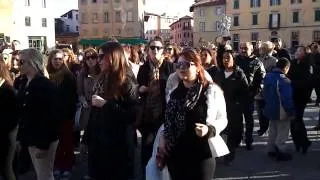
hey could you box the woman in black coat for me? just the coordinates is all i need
[0,58,19,180]
[213,50,249,164]
[82,42,138,180]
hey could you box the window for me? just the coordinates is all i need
[76,14,78,20]
[76,26,79,31]
[269,13,280,29]
[315,9,320,21]
[114,0,120,3]
[199,9,204,16]
[127,11,133,22]
[234,0,239,9]
[81,13,88,24]
[92,13,98,23]
[216,7,224,15]
[92,0,97,3]
[66,25,70,32]
[233,34,240,51]
[251,32,259,41]
[81,0,87,4]
[293,11,299,23]
[270,0,281,6]
[115,11,121,22]
[252,14,258,25]
[104,0,108,2]
[25,0,30,6]
[291,0,302,4]
[250,0,260,8]
[42,0,46,8]
[314,31,320,42]
[233,16,239,26]
[25,16,31,26]
[104,12,109,23]
[215,21,219,31]
[41,18,47,27]
[200,22,205,32]
[291,31,299,49]
[117,28,121,35]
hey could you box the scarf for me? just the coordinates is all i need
[164,80,203,152]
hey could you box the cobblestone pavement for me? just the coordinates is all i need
[19,102,320,180]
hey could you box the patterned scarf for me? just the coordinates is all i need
[164,80,203,152]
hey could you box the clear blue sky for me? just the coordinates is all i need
[53,0,193,18]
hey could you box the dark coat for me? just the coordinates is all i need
[0,82,19,166]
[16,75,59,150]
[83,77,139,180]
[213,67,249,148]
[288,58,314,103]
[273,48,291,61]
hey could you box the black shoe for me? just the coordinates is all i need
[267,152,277,157]
[295,145,301,152]
[246,144,253,151]
[276,152,292,161]
[302,141,311,154]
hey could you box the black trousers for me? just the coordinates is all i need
[291,101,310,148]
[167,157,215,180]
[256,100,269,133]
[243,100,254,145]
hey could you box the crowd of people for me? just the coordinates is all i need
[0,36,320,180]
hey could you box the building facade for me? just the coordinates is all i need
[144,12,177,42]
[0,0,14,43]
[0,0,55,52]
[190,0,226,47]
[226,0,320,51]
[79,0,146,46]
[169,16,194,47]
[60,9,80,33]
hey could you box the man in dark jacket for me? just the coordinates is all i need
[236,42,266,150]
[272,38,291,62]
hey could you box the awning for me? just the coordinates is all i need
[79,38,146,46]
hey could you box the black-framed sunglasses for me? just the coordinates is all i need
[54,57,63,61]
[175,60,195,70]
[85,54,98,60]
[166,47,173,51]
[150,46,163,51]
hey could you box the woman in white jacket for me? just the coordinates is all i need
[146,49,229,180]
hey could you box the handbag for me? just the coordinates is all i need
[276,80,288,120]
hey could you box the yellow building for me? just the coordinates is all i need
[79,0,146,47]
[0,0,13,42]
[226,0,320,51]
[190,0,226,47]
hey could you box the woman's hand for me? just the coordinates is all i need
[92,95,106,108]
[139,85,149,93]
[158,135,168,155]
[195,123,209,137]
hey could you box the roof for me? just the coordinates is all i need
[190,0,226,12]
[169,16,193,27]
[61,9,79,17]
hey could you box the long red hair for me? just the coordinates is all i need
[180,48,209,87]
[0,56,13,87]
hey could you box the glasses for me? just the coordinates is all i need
[150,46,163,51]
[166,48,173,51]
[85,55,98,60]
[54,58,63,61]
[240,47,248,50]
[176,60,195,70]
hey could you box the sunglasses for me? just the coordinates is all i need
[85,55,98,60]
[166,47,173,51]
[175,60,195,70]
[240,47,248,50]
[54,57,63,61]
[150,46,163,51]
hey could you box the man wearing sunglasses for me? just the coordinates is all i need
[137,37,175,178]
[236,42,266,150]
